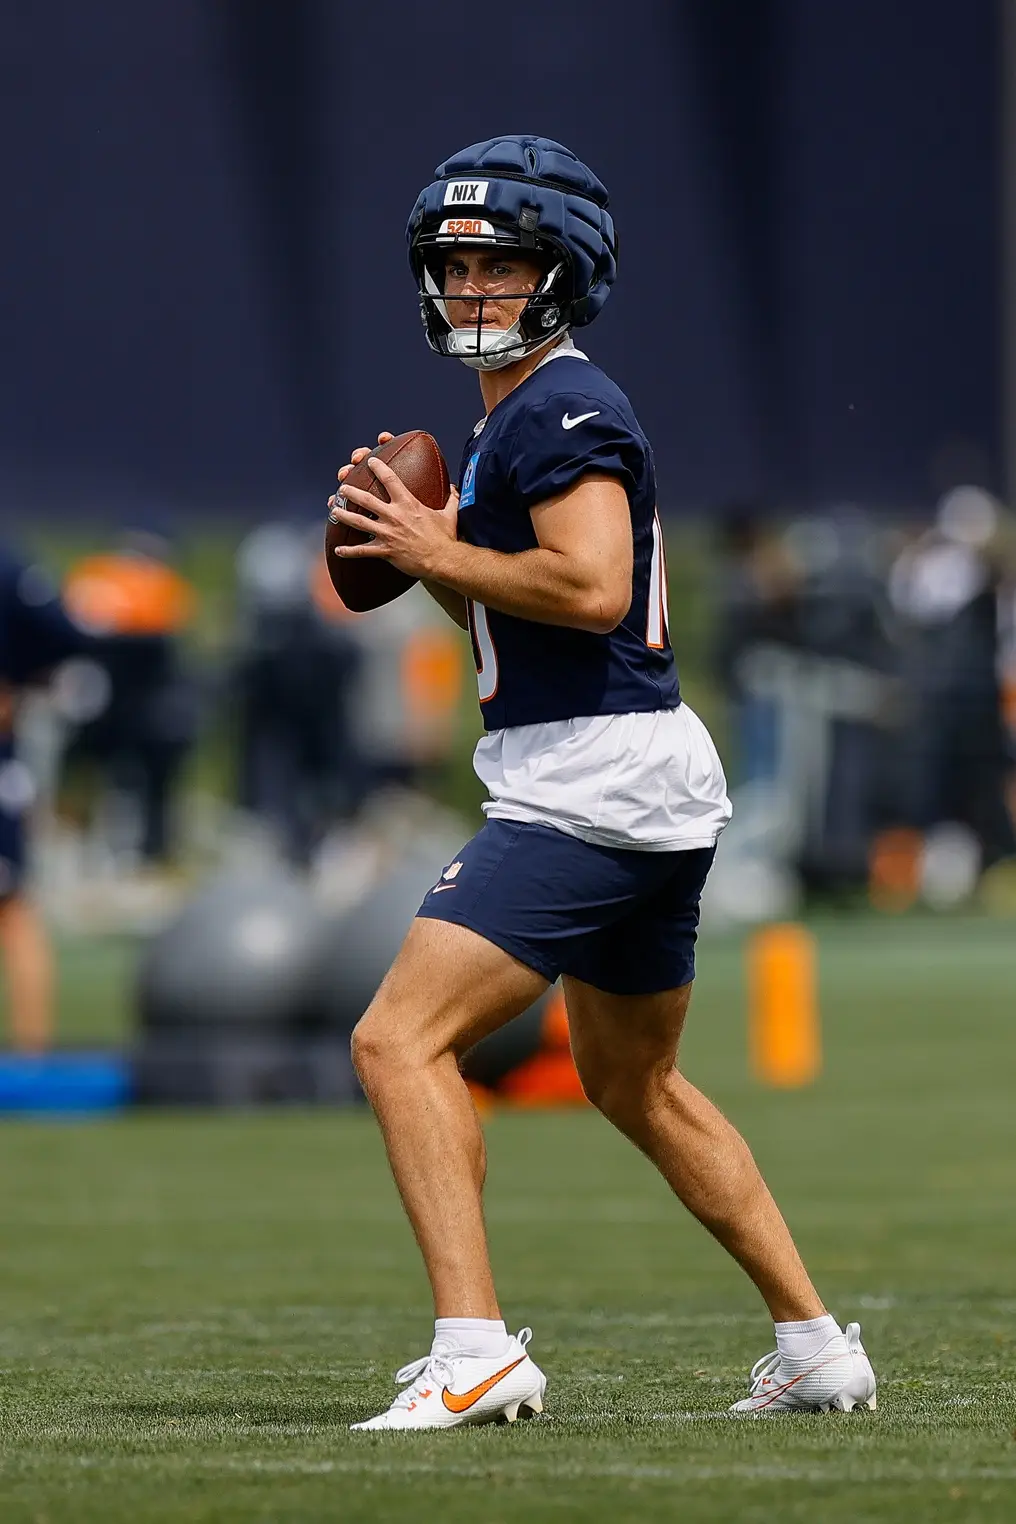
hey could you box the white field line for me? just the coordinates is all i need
[59,1456,1016,1483]
[215,1459,1016,1483]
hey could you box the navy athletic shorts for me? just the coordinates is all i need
[416,818,715,995]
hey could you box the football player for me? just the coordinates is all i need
[330,136,876,1427]
[0,548,87,1050]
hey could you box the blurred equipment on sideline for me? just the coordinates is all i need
[317,835,463,1036]
[461,988,586,1106]
[0,1051,131,1113]
[320,832,586,1106]
[132,810,587,1109]
[135,870,356,1105]
[62,527,199,867]
[494,988,589,1106]
[460,1001,546,1089]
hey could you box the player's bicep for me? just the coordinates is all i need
[529,474,633,626]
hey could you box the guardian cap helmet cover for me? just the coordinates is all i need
[407,135,618,371]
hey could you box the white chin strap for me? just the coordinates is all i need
[424,264,565,371]
[453,329,527,371]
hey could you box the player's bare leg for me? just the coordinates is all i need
[564,975,876,1412]
[564,976,820,1320]
[348,917,549,1429]
[0,894,55,1052]
[352,917,547,1316]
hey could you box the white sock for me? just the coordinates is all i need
[433,1317,509,1359]
[774,1314,845,1365]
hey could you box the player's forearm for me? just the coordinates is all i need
[420,578,469,629]
[430,539,627,634]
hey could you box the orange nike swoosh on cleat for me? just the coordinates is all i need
[441,1355,528,1414]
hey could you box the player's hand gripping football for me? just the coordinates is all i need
[329,433,460,581]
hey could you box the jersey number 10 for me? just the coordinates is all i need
[646,511,670,650]
[469,599,500,703]
[468,513,671,703]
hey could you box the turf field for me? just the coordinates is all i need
[1,916,1014,1522]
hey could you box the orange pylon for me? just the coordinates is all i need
[747,923,821,1087]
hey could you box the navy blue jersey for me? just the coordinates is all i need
[456,352,680,730]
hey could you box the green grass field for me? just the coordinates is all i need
[1,916,1014,1522]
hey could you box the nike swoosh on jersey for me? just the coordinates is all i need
[441,1355,528,1414]
[561,410,600,430]
[431,884,456,893]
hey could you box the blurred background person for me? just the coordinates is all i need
[230,520,464,868]
[887,486,1016,878]
[782,509,899,892]
[0,547,87,1051]
[999,547,1016,836]
[61,525,199,873]
[713,506,897,895]
[713,506,799,787]
[318,579,466,805]
[233,521,366,866]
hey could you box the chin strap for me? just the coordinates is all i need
[423,263,568,370]
[457,331,565,372]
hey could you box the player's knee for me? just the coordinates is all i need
[577,1063,640,1128]
[350,997,436,1090]
[577,1056,668,1134]
[349,1012,399,1091]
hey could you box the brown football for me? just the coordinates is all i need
[325,431,450,613]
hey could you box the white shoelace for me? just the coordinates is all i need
[747,1349,782,1396]
[388,1327,532,1412]
[390,1352,457,1411]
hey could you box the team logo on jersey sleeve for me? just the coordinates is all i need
[460,452,480,508]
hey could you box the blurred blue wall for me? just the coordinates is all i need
[0,0,999,517]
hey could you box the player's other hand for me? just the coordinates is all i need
[336,431,395,485]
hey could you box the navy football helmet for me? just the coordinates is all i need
[407,135,617,371]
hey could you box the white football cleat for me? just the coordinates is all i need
[350,1327,546,1431]
[729,1321,877,1415]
